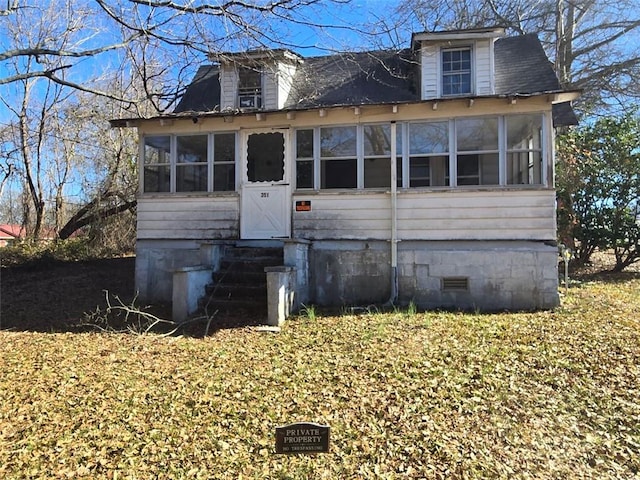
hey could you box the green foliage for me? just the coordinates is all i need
[406,300,417,316]
[1,278,639,478]
[299,304,317,321]
[0,237,114,267]
[557,113,640,271]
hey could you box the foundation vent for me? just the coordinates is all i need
[442,277,469,291]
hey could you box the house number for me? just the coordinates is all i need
[261,192,269,198]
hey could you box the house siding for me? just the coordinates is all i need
[475,39,493,95]
[420,39,495,98]
[277,60,298,109]
[293,189,556,241]
[420,44,439,99]
[219,64,237,110]
[263,67,279,110]
[137,196,239,240]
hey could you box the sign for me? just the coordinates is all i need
[295,200,311,212]
[275,422,330,454]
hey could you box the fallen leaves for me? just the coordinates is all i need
[0,278,639,479]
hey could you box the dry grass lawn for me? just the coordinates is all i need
[0,258,639,479]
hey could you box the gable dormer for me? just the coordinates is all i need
[211,49,303,111]
[412,27,505,100]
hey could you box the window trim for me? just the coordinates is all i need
[237,66,263,109]
[140,131,238,195]
[441,46,473,97]
[292,113,549,192]
[175,134,209,193]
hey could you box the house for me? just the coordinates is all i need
[0,224,24,247]
[111,27,579,319]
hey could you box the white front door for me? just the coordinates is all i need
[240,130,291,239]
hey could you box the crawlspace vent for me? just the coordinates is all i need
[441,277,469,291]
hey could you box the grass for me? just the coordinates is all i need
[1,278,639,479]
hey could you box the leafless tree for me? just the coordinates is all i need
[0,0,356,244]
[380,0,640,114]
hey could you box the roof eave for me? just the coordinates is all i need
[109,90,582,128]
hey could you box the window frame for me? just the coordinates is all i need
[441,46,473,97]
[142,135,172,193]
[505,114,544,185]
[140,131,238,195]
[237,66,263,109]
[406,121,450,188]
[319,125,358,190]
[292,113,549,192]
[175,134,209,193]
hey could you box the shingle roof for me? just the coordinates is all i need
[283,49,418,108]
[494,34,561,94]
[174,34,576,125]
[174,65,220,114]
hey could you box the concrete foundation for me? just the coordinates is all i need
[308,240,559,311]
[135,238,560,316]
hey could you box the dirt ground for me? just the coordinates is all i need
[0,257,139,332]
[1,251,638,333]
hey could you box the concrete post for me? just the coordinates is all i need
[283,239,311,308]
[172,266,214,322]
[265,266,296,327]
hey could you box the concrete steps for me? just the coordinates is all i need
[198,246,284,323]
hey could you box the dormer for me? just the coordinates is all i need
[211,49,303,111]
[412,27,505,100]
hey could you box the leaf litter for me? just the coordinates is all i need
[0,278,638,479]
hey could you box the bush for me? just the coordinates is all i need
[0,237,114,267]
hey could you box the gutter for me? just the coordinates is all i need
[386,121,399,306]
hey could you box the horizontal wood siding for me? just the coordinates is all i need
[475,39,493,95]
[421,45,438,99]
[293,193,391,239]
[137,196,239,240]
[293,190,556,240]
[263,68,278,110]
[220,64,237,110]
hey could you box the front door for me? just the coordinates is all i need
[240,129,291,239]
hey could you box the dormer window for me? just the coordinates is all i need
[442,47,472,96]
[238,66,262,109]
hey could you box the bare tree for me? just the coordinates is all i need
[0,0,357,244]
[382,0,640,114]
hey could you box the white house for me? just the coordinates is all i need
[111,27,579,318]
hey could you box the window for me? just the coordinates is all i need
[143,135,171,192]
[455,118,499,186]
[213,133,236,191]
[176,135,208,192]
[363,124,393,188]
[247,132,284,182]
[293,114,546,192]
[506,114,543,185]
[409,122,449,187]
[296,129,314,189]
[141,132,237,193]
[320,126,357,189]
[238,66,262,109]
[442,47,472,96]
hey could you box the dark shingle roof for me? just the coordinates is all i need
[494,34,561,94]
[174,34,576,125]
[283,50,418,108]
[174,65,220,113]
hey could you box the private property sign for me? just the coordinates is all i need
[275,422,330,454]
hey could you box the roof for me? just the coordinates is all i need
[412,26,505,43]
[0,224,24,239]
[168,33,577,126]
[210,48,303,64]
[174,65,221,114]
